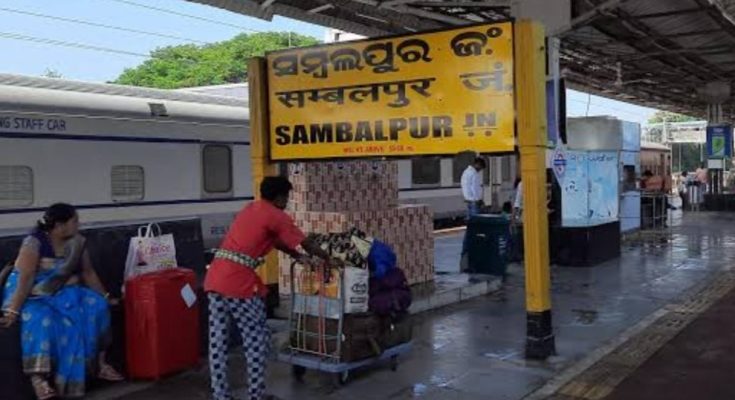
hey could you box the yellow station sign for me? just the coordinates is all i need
[266,22,514,160]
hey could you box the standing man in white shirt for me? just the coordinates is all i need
[460,157,487,263]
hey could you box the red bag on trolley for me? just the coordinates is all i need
[125,268,200,379]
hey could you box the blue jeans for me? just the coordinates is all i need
[461,202,481,255]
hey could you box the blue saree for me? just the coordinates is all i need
[2,231,110,398]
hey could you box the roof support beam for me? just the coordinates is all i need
[617,45,735,60]
[564,68,704,115]
[271,3,388,36]
[660,28,724,38]
[387,4,471,25]
[323,0,445,31]
[308,4,334,13]
[692,0,735,45]
[591,5,729,80]
[561,38,701,82]
[554,0,631,36]
[380,0,420,7]
[187,0,274,20]
[410,1,510,7]
[629,7,705,20]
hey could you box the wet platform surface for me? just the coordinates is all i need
[94,211,735,400]
[604,284,735,400]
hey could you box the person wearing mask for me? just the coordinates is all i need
[460,157,487,265]
[203,176,338,400]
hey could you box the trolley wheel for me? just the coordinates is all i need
[332,370,350,386]
[390,355,399,372]
[292,365,306,381]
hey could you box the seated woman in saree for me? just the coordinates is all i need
[0,203,123,400]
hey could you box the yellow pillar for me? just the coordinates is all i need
[515,20,556,359]
[248,57,280,289]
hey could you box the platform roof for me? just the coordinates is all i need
[189,0,735,121]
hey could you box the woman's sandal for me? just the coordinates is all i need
[98,363,125,382]
[30,375,57,400]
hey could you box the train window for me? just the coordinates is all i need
[411,158,440,186]
[203,144,233,194]
[0,166,33,208]
[453,152,477,184]
[111,166,144,202]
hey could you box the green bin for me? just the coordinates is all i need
[467,214,510,277]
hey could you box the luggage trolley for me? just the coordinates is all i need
[278,261,411,385]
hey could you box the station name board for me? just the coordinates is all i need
[266,22,515,160]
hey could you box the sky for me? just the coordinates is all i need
[0,0,658,124]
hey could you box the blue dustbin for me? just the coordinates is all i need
[467,214,510,277]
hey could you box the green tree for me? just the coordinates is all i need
[672,142,704,173]
[114,32,319,89]
[647,110,697,124]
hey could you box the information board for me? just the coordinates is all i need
[706,124,733,158]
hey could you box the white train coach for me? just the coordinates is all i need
[0,74,518,248]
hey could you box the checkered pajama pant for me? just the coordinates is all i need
[208,293,271,400]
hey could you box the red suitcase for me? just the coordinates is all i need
[125,268,200,379]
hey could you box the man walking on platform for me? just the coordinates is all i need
[460,157,487,268]
[203,176,335,400]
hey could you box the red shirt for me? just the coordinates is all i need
[204,200,306,299]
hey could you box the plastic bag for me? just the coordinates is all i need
[343,266,369,314]
[351,235,374,259]
[124,223,177,282]
[367,240,397,279]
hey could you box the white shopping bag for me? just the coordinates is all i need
[124,223,177,281]
[343,267,369,314]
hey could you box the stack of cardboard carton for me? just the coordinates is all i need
[279,160,434,293]
[288,161,399,212]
